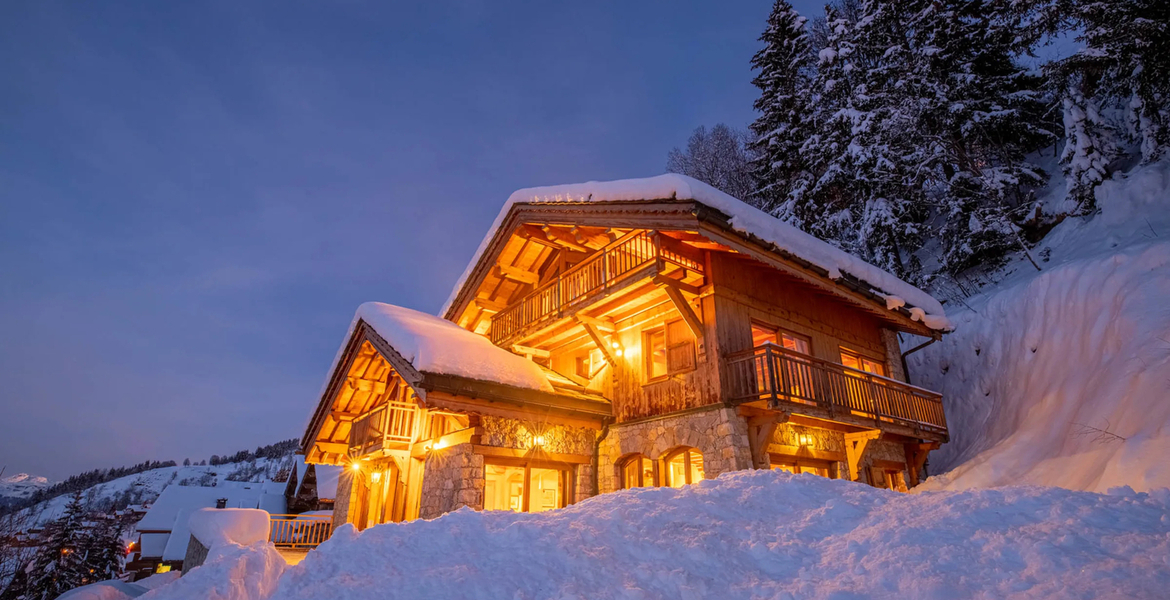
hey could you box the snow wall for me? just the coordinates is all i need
[913,159,1170,492]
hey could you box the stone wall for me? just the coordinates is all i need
[880,328,908,383]
[332,468,355,527]
[418,443,484,519]
[479,416,596,455]
[597,405,753,493]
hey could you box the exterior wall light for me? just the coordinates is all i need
[350,462,362,472]
[534,435,546,447]
[798,434,814,447]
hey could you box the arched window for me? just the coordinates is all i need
[619,454,656,488]
[664,447,705,488]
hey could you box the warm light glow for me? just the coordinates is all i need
[433,439,448,450]
[156,564,171,574]
[351,463,362,472]
[533,435,546,447]
[371,471,382,483]
[798,434,814,446]
[614,349,624,357]
[611,341,620,349]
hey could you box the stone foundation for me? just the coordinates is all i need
[419,443,484,519]
[332,469,355,526]
[597,405,753,493]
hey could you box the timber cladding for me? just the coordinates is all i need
[708,252,891,368]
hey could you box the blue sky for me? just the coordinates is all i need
[3,2,850,479]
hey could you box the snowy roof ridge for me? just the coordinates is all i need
[440,173,951,331]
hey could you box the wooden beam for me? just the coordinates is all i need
[473,445,593,464]
[314,441,348,455]
[512,344,550,359]
[540,225,590,252]
[844,430,882,483]
[660,282,705,356]
[746,412,788,469]
[653,274,703,296]
[579,320,618,368]
[904,441,940,488]
[329,412,361,422]
[495,264,539,285]
[474,297,508,313]
[576,314,615,333]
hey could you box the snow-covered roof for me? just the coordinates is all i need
[161,508,193,561]
[138,532,169,560]
[314,465,340,500]
[352,302,554,393]
[136,484,272,532]
[441,173,951,331]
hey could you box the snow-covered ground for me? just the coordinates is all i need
[913,159,1170,492]
[124,470,1170,600]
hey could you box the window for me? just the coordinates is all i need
[870,467,908,492]
[770,457,836,479]
[840,347,887,376]
[644,319,696,381]
[664,448,705,487]
[484,461,568,513]
[575,349,604,379]
[751,322,812,355]
[620,454,656,488]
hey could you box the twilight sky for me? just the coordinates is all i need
[0,1,829,480]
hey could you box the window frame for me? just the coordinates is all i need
[482,458,571,513]
[644,318,697,382]
[663,447,705,487]
[768,455,838,479]
[839,346,887,376]
[751,321,813,356]
[618,454,656,489]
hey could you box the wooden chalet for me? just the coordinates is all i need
[301,174,952,530]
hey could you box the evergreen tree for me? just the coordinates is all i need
[665,124,755,201]
[749,0,814,213]
[23,493,88,599]
[80,517,125,583]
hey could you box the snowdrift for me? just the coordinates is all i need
[913,160,1170,492]
[145,471,1170,600]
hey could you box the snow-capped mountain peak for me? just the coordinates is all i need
[0,472,52,499]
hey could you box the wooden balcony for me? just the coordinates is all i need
[269,513,333,549]
[347,401,418,458]
[726,343,947,437]
[489,231,704,344]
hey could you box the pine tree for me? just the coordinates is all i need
[23,493,89,599]
[80,517,126,583]
[749,0,814,214]
[665,124,755,201]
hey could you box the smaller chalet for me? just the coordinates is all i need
[302,174,952,531]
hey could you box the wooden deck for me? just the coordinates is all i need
[725,343,948,439]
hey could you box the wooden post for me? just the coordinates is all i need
[844,430,882,483]
[903,441,940,487]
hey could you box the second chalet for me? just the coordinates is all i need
[300,174,953,530]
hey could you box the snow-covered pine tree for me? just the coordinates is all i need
[23,492,89,599]
[910,0,1053,274]
[665,124,754,202]
[748,0,814,214]
[80,516,126,584]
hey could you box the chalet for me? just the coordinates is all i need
[301,174,951,530]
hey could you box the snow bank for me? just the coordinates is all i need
[913,160,1170,492]
[140,543,286,600]
[189,508,271,548]
[353,302,553,393]
[58,581,146,600]
[263,471,1169,600]
[441,173,951,330]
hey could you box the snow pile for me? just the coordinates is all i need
[442,173,951,331]
[141,543,286,600]
[189,509,271,548]
[58,581,147,600]
[913,160,1170,492]
[349,302,554,393]
[251,471,1170,600]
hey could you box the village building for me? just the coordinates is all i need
[301,174,951,531]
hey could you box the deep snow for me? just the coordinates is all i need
[913,159,1170,492]
[141,470,1170,600]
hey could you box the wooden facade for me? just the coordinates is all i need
[302,193,950,532]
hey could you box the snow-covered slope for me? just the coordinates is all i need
[913,159,1170,492]
[140,470,1170,600]
[0,473,51,501]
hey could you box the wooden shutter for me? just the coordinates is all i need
[665,320,695,375]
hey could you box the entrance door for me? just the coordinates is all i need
[354,461,401,530]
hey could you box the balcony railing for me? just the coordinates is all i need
[269,513,332,549]
[490,231,704,344]
[726,343,947,435]
[348,401,417,458]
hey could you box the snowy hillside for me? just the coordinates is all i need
[0,473,51,502]
[18,456,297,526]
[912,159,1170,492]
[133,470,1170,600]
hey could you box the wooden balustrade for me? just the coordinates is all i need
[490,231,703,344]
[726,343,947,435]
[268,513,333,549]
[348,401,417,458]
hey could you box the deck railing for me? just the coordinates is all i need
[269,513,333,549]
[726,343,947,435]
[490,231,703,343]
[348,401,417,458]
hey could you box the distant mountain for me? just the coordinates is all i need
[0,473,51,501]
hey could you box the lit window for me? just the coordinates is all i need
[752,322,811,354]
[840,347,886,376]
[645,328,667,379]
[644,320,695,381]
[665,448,704,487]
[620,455,655,488]
[770,458,834,478]
[483,462,567,513]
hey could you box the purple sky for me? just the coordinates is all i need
[0,1,832,480]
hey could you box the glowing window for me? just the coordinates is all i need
[620,455,655,488]
[752,322,811,354]
[645,328,667,379]
[840,347,886,376]
[770,458,834,478]
[665,448,704,487]
[645,319,695,381]
[483,462,567,513]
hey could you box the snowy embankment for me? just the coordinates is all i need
[912,160,1170,492]
[135,471,1169,600]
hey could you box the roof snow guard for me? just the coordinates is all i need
[442,173,952,333]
